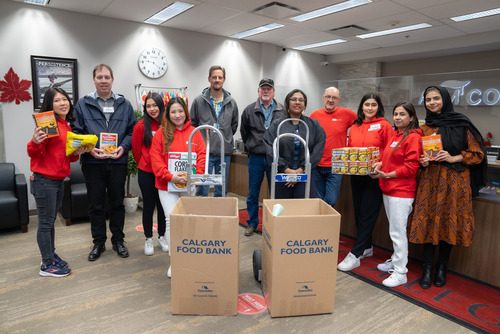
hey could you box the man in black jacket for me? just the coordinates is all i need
[73,64,136,261]
[240,79,285,236]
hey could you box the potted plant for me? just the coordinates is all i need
[123,110,143,213]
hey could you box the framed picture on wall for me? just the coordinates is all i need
[30,55,78,110]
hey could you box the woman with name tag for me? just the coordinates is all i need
[150,97,206,278]
[337,93,393,272]
[408,86,486,289]
[132,92,167,256]
[28,87,91,277]
[371,102,422,287]
[263,89,325,199]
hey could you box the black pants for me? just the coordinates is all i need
[274,182,306,199]
[138,170,165,238]
[350,175,382,257]
[82,163,127,245]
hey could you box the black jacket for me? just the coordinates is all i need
[73,94,136,165]
[263,114,325,172]
[240,99,285,155]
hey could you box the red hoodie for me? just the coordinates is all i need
[131,118,161,173]
[150,120,206,191]
[378,129,423,198]
[27,117,79,180]
[348,117,393,150]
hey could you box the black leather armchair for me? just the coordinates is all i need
[60,162,89,225]
[0,163,29,232]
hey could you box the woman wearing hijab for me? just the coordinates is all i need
[408,86,487,289]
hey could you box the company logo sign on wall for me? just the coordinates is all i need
[418,80,500,106]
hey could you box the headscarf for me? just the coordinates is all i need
[423,85,487,196]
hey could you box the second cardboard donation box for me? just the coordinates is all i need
[262,199,341,317]
[170,197,239,316]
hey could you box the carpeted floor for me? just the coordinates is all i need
[239,207,500,334]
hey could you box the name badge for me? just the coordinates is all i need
[103,106,114,114]
[368,123,381,131]
[390,141,398,148]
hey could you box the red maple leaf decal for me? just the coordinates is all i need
[0,67,32,104]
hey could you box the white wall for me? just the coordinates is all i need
[0,1,335,209]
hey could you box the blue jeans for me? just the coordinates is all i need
[32,174,64,264]
[312,167,343,206]
[246,154,271,229]
[196,155,231,197]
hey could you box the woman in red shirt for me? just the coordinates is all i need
[150,97,206,278]
[337,93,393,272]
[371,102,422,287]
[28,88,89,277]
[132,92,167,256]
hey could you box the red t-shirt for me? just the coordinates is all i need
[310,107,356,167]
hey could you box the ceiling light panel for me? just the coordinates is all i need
[356,23,432,39]
[294,39,347,50]
[450,7,500,22]
[230,23,284,39]
[290,0,372,22]
[144,2,194,25]
[24,0,50,5]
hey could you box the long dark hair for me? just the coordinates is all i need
[284,89,308,114]
[392,102,419,149]
[39,87,74,123]
[142,92,165,148]
[162,97,190,152]
[354,93,384,125]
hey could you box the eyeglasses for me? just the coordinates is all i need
[290,98,305,103]
[324,95,339,100]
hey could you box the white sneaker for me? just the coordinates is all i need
[158,236,169,253]
[337,252,360,271]
[360,246,373,259]
[382,270,407,288]
[144,238,154,256]
[377,259,394,272]
[167,265,171,278]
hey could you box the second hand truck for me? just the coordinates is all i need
[253,118,311,282]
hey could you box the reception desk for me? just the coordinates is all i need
[229,152,499,287]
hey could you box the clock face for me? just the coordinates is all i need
[138,47,168,79]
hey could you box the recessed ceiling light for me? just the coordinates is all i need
[24,0,50,5]
[290,0,372,22]
[356,23,432,39]
[450,7,500,22]
[230,23,284,39]
[144,2,194,25]
[294,39,347,50]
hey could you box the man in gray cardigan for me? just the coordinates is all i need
[190,65,238,197]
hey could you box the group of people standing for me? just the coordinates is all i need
[28,63,486,292]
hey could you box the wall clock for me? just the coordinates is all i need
[138,47,168,79]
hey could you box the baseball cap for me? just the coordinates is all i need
[259,78,274,88]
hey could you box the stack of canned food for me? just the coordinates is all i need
[331,147,380,175]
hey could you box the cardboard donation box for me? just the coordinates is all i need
[262,199,341,317]
[170,197,239,315]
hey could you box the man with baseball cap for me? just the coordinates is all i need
[240,78,286,236]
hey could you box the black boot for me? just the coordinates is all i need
[434,263,447,287]
[419,263,432,289]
